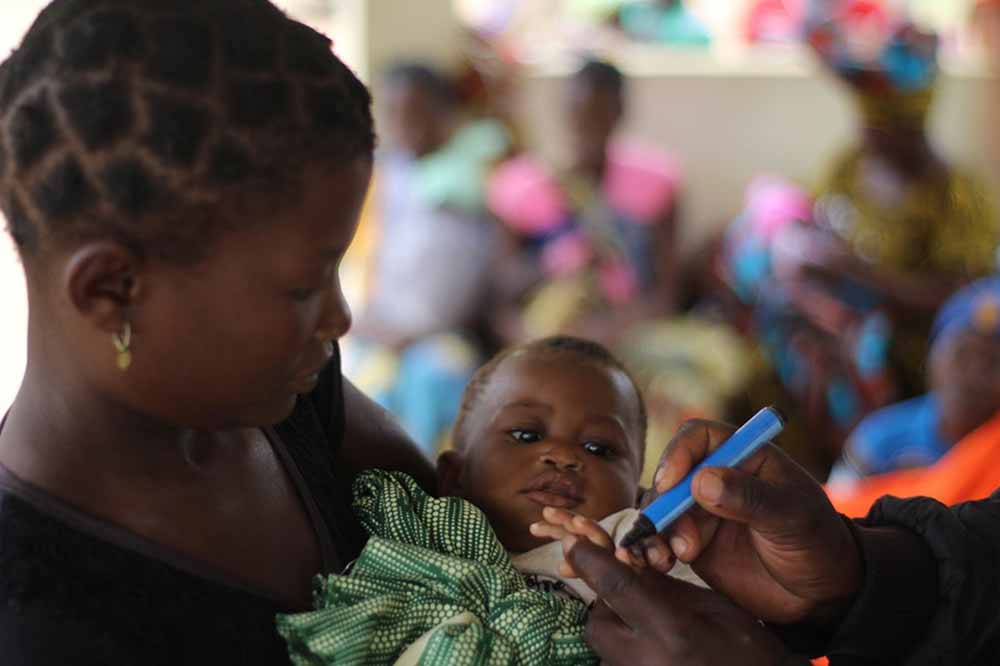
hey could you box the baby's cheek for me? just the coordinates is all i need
[593,470,640,516]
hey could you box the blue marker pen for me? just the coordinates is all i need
[620,406,785,548]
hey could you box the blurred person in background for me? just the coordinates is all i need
[488,58,681,346]
[346,63,511,456]
[826,276,1000,507]
[488,58,756,484]
[804,1,997,398]
[720,3,998,475]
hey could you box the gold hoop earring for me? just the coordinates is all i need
[112,322,133,371]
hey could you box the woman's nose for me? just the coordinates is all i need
[316,282,352,342]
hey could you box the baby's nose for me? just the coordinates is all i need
[541,447,582,472]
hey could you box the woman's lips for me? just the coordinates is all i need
[290,351,334,394]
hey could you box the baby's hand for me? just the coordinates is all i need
[530,507,646,578]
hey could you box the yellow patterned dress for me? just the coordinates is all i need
[815,148,998,392]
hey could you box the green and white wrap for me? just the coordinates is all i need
[276,470,597,665]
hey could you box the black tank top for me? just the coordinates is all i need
[0,346,364,665]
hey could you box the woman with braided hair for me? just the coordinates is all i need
[0,1,435,662]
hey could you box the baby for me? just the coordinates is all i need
[439,335,676,598]
[280,336,698,664]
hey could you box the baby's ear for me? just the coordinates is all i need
[436,450,465,497]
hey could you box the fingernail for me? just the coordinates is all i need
[669,536,687,557]
[648,547,666,566]
[654,467,666,489]
[699,472,725,503]
[529,522,541,534]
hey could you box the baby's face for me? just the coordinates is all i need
[454,353,643,553]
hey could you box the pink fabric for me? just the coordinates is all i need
[599,262,640,304]
[744,175,813,240]
[541,232,593,277]
[745,0,805,43]
[604,142,680,224]
[487,143,681,234]
[486,156,566,235]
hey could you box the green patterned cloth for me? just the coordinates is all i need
[276,470,597,665]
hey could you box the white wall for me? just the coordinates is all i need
[364,0,463,80]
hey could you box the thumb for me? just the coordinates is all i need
[691,466,800,536]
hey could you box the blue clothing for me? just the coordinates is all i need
[839,394,950,480]
[346,335,479,457]
[930,275,1000,345]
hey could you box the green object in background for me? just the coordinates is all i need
[619,0,711,47]
[416,119,511,215]
[567,0,628,22]
[276,470,596,666]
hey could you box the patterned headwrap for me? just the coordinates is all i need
[930,276,1000,347]
[808,1,940,129]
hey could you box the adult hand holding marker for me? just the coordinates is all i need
[560,415,868,665]
[621,414,863,625]
[644,421,862,624]
[621,407,786,548]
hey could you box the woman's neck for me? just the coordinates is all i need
[862,141,942,184]
[0,365,244,502]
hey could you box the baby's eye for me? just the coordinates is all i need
[583,441,611,457]
[509,429,542,444]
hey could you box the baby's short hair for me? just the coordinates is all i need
[0,0,374,262]
[453,336,647,466]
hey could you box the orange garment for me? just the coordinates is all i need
[828,411,1000,517]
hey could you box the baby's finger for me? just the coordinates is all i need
[613,547,646,573]
[615,547,633,567]
[635,535,676,574]
[627,547,648,571]
[541,506,577,528]
[530,521,571,542]
[569,514,614,550]
[543,507,614,550]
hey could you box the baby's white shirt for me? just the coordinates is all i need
[509,508,707,604]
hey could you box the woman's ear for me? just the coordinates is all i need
[63,242,143,332]
[437,450,466,497]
